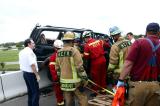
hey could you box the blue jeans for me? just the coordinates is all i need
[23,72,40,106]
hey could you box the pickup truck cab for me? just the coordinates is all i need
[30,24,111,80]
[30,24,109,62]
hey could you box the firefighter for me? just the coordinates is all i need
[55,31,88,106]
[82,31,107,96]
[117,22,160,106]
[42,40,64,106]
[107,26,131,85]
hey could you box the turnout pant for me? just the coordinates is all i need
[23,72,40,106]
[63,88,88,106]
[125,81,160,106]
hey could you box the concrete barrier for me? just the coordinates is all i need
[1,71,27,100]
[0,70,52,100]
[0,76,5,102]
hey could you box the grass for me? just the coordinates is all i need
[0,64,20,71]
[0,50,19,71]
[0,50,19,62]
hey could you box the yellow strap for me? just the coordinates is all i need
[70,57,79,80]
[88,40,100,46]
[49,62,56,65]
[88,79,115,95]
[84,52,90,56]
[119,51,124,68]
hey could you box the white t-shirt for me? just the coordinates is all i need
[19,47,38,73]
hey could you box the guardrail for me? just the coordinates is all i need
[0,69,52,102]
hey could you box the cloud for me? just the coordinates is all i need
[0,0,160,43]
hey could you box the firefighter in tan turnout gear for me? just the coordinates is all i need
[55,31,88,106]
[108,26,131,85]
[116,22,160,106]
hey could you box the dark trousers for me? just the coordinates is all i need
[23,72,40,106]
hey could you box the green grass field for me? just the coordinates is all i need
[0,50,19,71]
[0,50,19,62]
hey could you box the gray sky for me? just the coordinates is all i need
[0,0,159,43]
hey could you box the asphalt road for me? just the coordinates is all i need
[0,88,93,106]
[0,92,56,106]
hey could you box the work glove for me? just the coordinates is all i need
[113,79,125,93]
[116,79,125,87]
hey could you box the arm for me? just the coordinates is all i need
[73,49,88,80]
[40,57,50,71]
[83,45,90,59]
[119,60,134,80]
[29,52,40,81]
[108,45,119,71]
[116,60,133,87]
[55,54,61,79]
[31,64,40,81]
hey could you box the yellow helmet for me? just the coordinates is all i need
[63,31,75,40]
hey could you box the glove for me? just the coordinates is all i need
[116,79,125,87]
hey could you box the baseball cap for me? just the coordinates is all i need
[146,22,160,32]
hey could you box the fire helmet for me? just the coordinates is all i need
[82,31,92,38]
[63,31,75,40]
[109,26,121,36]
[53,40,64,49]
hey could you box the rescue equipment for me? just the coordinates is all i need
[88,79,115,95]
[112,86,125,106]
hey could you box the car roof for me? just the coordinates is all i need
[30,24,93,44]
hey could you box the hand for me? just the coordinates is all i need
[116,80,125,87]
[82,79,88,87]
[36,74,40,82]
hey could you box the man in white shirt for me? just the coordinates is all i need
[126,32,135,43]
[19,38,40,106]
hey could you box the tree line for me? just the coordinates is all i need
[0,41,24,50]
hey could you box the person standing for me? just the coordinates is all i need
[107,26,131,85]
[19,38,40,106]
[42,40,64,106]
[126,32,135,43]
[117,22,160,106]
[55,31,88,106]
[82,31,107,95]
